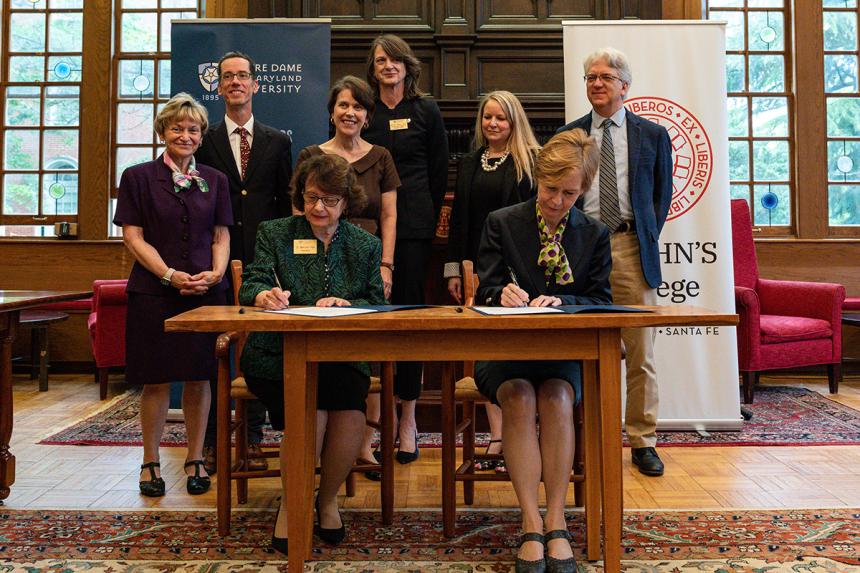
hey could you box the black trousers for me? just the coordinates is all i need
[391,238,433,401]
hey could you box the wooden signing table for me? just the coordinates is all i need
[0,290,91,503]
[166,305,737,572]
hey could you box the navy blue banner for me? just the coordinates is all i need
[170,19,330,164]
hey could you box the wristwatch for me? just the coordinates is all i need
[160,267,176,286]
[380,262,395,271]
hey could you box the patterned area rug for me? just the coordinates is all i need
[38,385,860,448]
[0,508,859,572]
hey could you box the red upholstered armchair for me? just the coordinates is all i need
[731,199,845,403]
[88,279,128,400]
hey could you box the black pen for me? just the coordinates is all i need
[272,267,283,290]
[507,265,528,307]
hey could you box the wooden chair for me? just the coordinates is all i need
[441,260,601,559]
[215,259,395,536]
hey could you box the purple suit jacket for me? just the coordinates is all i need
[113,156,233,295]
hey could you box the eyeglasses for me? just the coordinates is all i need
[303,193,343,207]
[583,73,623,84]
[220,71,253,82]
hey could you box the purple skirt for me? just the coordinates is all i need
[125,290,226,384]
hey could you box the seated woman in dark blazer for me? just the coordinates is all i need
[238,154,386,553]
[474,129,611,573]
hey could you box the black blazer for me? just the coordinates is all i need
[447,147,535,265]
[195,119,292,264]
[475,197,613,307]
[557,109,672,288]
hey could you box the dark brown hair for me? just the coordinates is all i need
[217,51,256,79]
[291,154,368,216]
[365,34,424,99]
[327,75,376,123]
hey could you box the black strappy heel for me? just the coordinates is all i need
[184,459,211,495]
[139,461,165,497]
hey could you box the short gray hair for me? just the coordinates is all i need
[583,47,632,87]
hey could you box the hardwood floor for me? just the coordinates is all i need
[4,372,860,512]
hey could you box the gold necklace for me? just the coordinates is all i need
[480,148,509,172]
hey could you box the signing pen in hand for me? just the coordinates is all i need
[271,267,290,309]
[506,265,529,307]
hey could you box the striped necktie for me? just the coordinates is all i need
[599,118,623,232]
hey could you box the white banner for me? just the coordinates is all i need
[562,21,740,430]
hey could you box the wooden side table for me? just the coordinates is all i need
[844,313,860,371]
[18,310,69,391]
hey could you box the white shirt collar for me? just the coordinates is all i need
[591,106,626,129]
[224,114,254,136]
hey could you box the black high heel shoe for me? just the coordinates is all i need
[314,494,346,545]
[184,460,211,495]
[139,461,165,497]
[395,430,419,464]
[271,505,288,555]
[544,529,577,573]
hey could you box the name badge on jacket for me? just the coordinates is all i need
[293,239,317,255]
[389,118,410,131]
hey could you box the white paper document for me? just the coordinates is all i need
[263,307,379,318]
[470,306,564,316]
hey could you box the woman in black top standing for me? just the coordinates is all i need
[362,34,449,463]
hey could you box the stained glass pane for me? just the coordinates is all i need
[42,173,78,214]
[119,60,156,97]
[753,184,789,225]
[47,56,82,82]
[748,11,784,51]
[828,140,860,181]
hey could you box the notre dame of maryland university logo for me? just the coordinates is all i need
[198,62,220,93]
[626,96,714,221]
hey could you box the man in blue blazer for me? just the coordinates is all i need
[558,47,672,476]
[195,51,293,474]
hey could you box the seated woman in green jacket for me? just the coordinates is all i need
[239,153,386,553]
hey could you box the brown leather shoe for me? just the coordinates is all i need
[247,443,269,471]
[202,446,217,475]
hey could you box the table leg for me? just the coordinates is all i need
[598,329,622,573]
[0,311,19,502]
[284,333,317,572]
[441,361,456,538]
[582,359,602,561]
[381,362,394,525]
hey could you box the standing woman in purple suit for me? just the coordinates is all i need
[112,93,233,498]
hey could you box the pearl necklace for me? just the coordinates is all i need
[480,148,509,172]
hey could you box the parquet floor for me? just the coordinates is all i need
[4,372,860,512]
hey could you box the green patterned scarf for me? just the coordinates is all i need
[536,202,573,286]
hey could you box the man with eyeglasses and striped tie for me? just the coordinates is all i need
[557,47,673,477]
[196,50,293,475]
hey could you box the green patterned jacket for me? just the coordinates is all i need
[239,215,386,381]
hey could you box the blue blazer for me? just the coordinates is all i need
[475,197,612,307]
[557,109,672,288]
